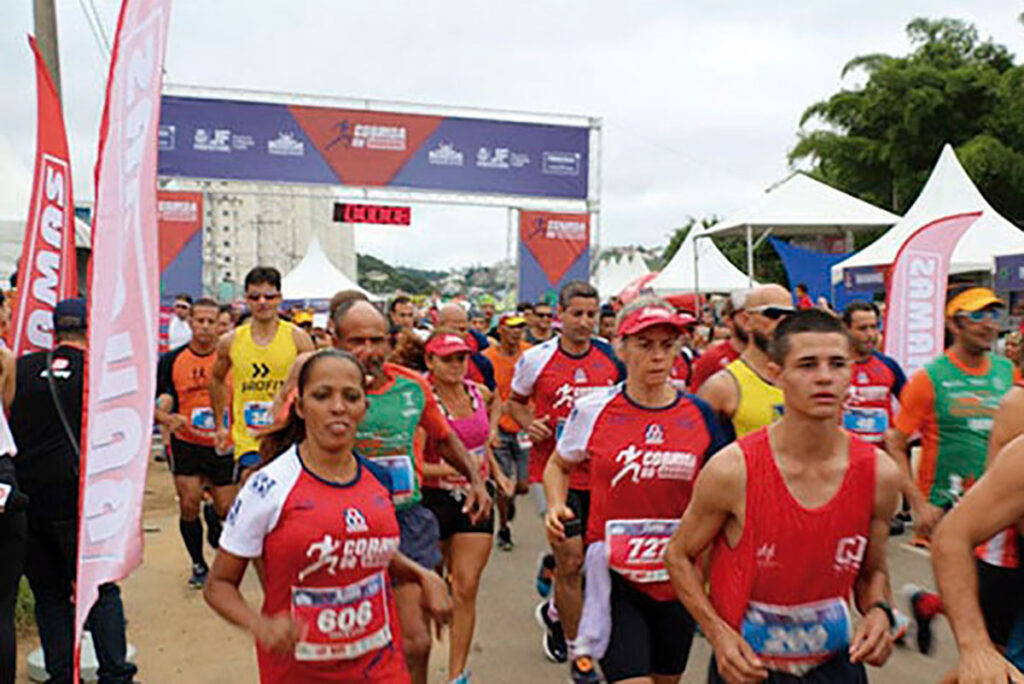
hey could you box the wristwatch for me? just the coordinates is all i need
[870,600,896,631]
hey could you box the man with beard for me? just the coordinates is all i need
[689,290,748,392]
[699,284,794,439]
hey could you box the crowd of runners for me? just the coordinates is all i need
[2,262,1024,683]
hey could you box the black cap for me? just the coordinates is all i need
[53,298,87,332]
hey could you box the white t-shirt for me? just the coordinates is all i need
[168,315,192,349]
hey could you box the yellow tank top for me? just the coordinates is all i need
[726,358,784,438]
[229,321,299,456]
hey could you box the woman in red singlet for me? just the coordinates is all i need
[420,330,512,683]
[204,349,452,683]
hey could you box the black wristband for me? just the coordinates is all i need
[871,600,895,630]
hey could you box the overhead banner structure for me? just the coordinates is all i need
[883,212,981,376]
[76,0,172,659]
[158,95,590,199]
[518,210,590,303]
[157,190,204,304]
[10,36,79,356]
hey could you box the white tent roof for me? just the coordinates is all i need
[594,251,650,299]
[704,172,900,238]
[282,233,370,301]
[648,226,754,294]
[831,144,1024,284]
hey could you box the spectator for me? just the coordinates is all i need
[795,283,813,310]
[168,293,193,349]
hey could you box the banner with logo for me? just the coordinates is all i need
[157,190,204,304]
[883,212,981,376]
[76,0,172,658]
[9,36,79,356]
[158,95,589,199]
[518,210,590,303]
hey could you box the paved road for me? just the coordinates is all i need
[17,464,961,682]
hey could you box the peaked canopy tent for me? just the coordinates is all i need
[282,233,372,305]
[648,224,754,295]
[831,144,1024,285]
[702,172,901,285]
[594,251,650,300]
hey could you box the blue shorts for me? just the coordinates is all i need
[493,430,529,483]
[397,503,442,570]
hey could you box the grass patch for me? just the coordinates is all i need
[15,577,34,635]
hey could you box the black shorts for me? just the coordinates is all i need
[708,651,867,683]
[567,487,590,537]
[601,572,695,682]
[421,487,494,541]
[978,558,1024,647]
[397,503,443,570]
[169,437,234,487]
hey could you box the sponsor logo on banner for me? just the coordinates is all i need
[543,151,581,176]
[546,219,587,241]
[267,131,305,157]
[193,127,230,152]
[158,124,175,151]
[157,198,198,222]
[428,141,464,167]
[477,147,509,169]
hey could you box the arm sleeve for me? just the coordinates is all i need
[893,370,934,435]
[556,392,609,463]
[218,472,283,559]
[155,350,177,407]
[510,348,539,398]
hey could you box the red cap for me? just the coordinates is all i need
[425,333,472,357]
[617,305,689,337]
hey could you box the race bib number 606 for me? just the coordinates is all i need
[291,572,392,661]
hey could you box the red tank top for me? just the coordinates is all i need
[974,380,1024,569]
[708,429,876,673]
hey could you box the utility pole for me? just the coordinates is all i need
[33,0,62,100]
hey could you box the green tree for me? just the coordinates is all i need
[790,17,1024,221]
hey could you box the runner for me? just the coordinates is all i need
[544,298,726,683]
[211,266,315,483]
[668,312,698,390]
[155,297,236,588]
[205,349,453,683]
[596,304,616,343]
[483,313,532,549]
[390,294,416,332]
[437,303,496,391]
[216,304,236,336]
[509,280,625,664]
[421,330,512,683]
[526,300,556,345]
[689,290,747,392]
[666,309,902,682]
[332,299,490,684]
[698,284,793,438]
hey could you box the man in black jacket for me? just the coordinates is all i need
[11,299,136,684]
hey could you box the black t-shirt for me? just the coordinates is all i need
[11,344,84,521]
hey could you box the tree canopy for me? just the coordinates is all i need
[790,17,1024,221]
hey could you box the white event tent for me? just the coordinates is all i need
[282,233,371,303]
[594,251,650,299]
[648,224,753,295]
[831,144,1024,284]
[702,172,901,283]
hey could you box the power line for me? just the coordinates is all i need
[77,0,110,60]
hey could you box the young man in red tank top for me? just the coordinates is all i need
[667,309,903,682]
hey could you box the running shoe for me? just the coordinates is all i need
[507,496,517,523]
[188,563,209,589]
[449,670,470,683]
[203,501,222,549]
[535,552,555,598]
[896,509,913,524]
[535,600,567,663]
[889,516,905,536]
[497,526,514,551]
[902,583,937,655]
[570,655,600,683]
[892,609,910,645]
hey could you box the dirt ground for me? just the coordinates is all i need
[16,454,962,683]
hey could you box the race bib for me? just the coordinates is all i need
[605,519,678,583]
[292,572,392,662]
[190,407,216,433]
[243,400,274,429]
[842,407,888,437]
[740,597,851,675]
[439,445,487,491]
[371,454,415,504]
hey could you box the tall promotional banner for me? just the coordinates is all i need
[10,37,79,356]
[157,189,204,304]
[75,0,172,659]
[883,212,981,376]
[518,210,590,303]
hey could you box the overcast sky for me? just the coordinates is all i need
[1,1,1021,270]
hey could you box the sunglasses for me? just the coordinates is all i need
[246,292,280,302]
[747,305,796,320]
[957,309,1003,322]
[535,312,553,319]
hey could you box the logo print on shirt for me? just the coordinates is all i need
[250,472,276,498]
[645,424,664,445]
[858,373,868,383]
[833,535,868,573]
[553,383,576,410]
[299,533,342,581]
[344,508,368,534]
[573,368,588,384]
[756,543,777,568]
[610,445,697,487]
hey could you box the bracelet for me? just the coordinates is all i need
[870,600,895,630]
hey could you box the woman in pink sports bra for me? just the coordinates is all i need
[421,328,513,684]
